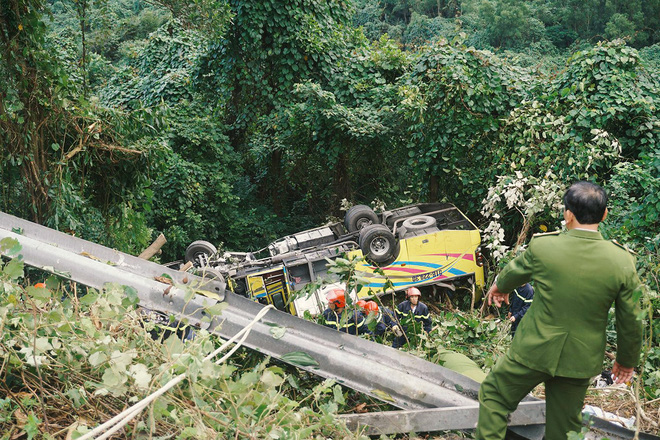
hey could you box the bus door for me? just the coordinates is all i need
[246,267,296,315]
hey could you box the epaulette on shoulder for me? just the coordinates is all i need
[612,240,638,255]
[532,231,561,238]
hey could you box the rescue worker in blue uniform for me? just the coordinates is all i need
[348,307,371,335]
[363,300,401,336]
[476,181,643,440]
[360,299,487,382]
[322,289,370,335]
[393,287,432,348]
[322,288,345,331]
[508,283,534,336]
[141,308,195,342]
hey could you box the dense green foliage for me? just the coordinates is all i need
[1,0,659,436]
[354,0,660,50]
[3,0,658,258]
[0,238,366,439]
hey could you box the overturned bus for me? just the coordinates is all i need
[182,203,486,317]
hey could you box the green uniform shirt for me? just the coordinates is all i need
[497,229,642,378]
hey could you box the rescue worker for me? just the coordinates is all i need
[393,287,432,348]
[322,289,370,335]
[141,308,195,342]
[362,300,401,336]
[322,288,346,331]
[508,283,534,336]
[476,181,643,440]
[346,304,371,336]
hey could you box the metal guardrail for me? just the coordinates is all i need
[340,401,546,435]
[0,212,491,410]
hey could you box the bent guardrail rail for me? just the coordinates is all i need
[0,211,479,407]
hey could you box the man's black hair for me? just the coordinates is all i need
[563,181,608,224]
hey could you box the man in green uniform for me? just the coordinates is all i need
[476,181,643,440]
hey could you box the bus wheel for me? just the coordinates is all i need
[345,205,379,232]
[185,240,217,266]
[196,267,225,283]
[359,224,398,265]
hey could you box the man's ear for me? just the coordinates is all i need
[602,207,608,222]
[564,209,574,224]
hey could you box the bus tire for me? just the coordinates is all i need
[185,240,217,265]
[402,215,436,231]
[359,224,398,265]
[345,205,379,232]
[196,267,225,284]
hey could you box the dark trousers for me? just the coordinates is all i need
[476,353,590,440]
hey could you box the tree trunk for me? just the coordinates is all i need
[269,148,283,215]
[79,0,87,97]
[334,151,351,204]
[429,173,438,202]
[1,0,52,222]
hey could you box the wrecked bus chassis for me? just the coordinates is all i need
[1,211,657,439]
[180,203,487,316]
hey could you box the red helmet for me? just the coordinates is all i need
[364,301,379,314]
[356,299,368,309]
[326,289,346,308]
[406,287,421,297]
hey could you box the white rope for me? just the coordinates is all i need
[91,404,147,440]
[78,305,274,440]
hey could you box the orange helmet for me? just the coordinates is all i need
[326,289,346,308]
[364,301,379,314]
[34,283,47,289]
[356,299,368,309]
[406,287,421,297]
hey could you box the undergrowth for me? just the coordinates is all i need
[0,237,365,440]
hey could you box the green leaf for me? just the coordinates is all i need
[183,286,195,302]
[371,388,395,402]
[34,337,53,353]
[110,349,136,371]
[24,413,41,440]
[205,302,228,316]
[3,259,24,280]
[78,292,99,306]
[0,237,21,254]
[281,351,319,367]
[57,322,73,333]
[122,286,139,306]
[89,351,108,367]
[27,285,51,301]
[129,364,152,389]
[65,388,85,408]
[269,324,287,339]
[101,367,123,388]
[333,384,345,405]
[260,368,284,388]
[162,334,185,356]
